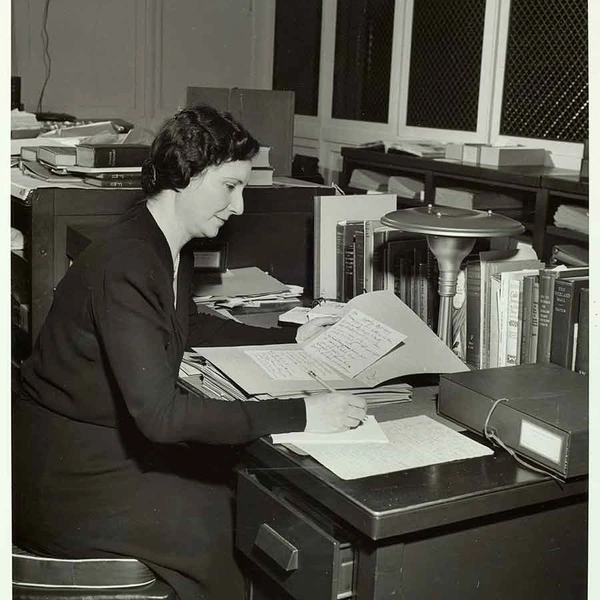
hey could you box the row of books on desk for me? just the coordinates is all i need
[335,222,589,375]
[464,256,589,374]
[335,219,439,331]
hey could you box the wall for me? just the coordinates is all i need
[11,0,276,131]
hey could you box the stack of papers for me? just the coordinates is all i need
[187,291,467,400]
[192,267,302,313]
[553,204,589,235]
[278,300,347,324]
[11,109,39,132]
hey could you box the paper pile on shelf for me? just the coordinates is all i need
[192,266,302,315]
[11,109,39,132]
[553,204,588,234]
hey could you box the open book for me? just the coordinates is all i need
[191,291,468,398]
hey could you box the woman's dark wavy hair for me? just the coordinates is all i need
[141,104,260,195]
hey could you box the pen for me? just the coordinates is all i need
[307,369,337,393]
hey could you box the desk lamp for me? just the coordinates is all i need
[381,205,525,347]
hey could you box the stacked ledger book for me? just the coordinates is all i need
[18,140,150,188]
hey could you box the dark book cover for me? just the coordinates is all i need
[335,221,363,302]
[537,266,588,363]
[353,226,365,297]
[574,287,589,375]
[76,143,150,168]
[550,275,589,369]
[465,259,481,368]
[519,274,537,364]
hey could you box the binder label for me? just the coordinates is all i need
[519,420,563,464]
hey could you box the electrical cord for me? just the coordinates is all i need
[36,0,52,114]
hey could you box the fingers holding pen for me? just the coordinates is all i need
[304,391,367,434]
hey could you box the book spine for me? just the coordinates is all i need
[550,278,588,368]
[504,278,523,366]
[84,178,140,188]
[354,226,365,296]
[363,221,376,293]
[465,260,481,369]
[520,275,534,364]
[451,267,468,361]
[536,271,557,363]
[489,275,501,368]
[92,171,145,180]
[574,287,589,374]
[340,222,363,302]
[528,277,540,364]
[417,262,429,326]
[335,222,345,301]
[371,232,387,291]
[90,147,149,168]
[313,198,322,298]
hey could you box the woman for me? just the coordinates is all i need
[12,105,366,599]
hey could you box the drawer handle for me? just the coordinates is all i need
[254,523,299,572]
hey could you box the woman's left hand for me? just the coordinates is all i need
[295,316,340,344]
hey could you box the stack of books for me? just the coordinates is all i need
[18,142,149,188]
[248,146,274,186]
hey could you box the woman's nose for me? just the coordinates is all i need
[230,190,244,215]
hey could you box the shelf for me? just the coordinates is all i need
[340,147,589,264]
[545,226,588,244]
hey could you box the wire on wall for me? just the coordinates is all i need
[36,0,52,113]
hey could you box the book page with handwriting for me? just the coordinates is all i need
[291,415,493,480]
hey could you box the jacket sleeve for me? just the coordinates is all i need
[93,245,305,445]
[186,294,298,348]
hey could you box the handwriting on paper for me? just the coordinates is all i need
[303,309,406,378]
[244,349,341,381]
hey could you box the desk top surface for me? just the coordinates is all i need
[244,387,588,540]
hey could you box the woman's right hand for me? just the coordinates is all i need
[303,392,367,433]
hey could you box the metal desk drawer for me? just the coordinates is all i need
[236,471,354,600]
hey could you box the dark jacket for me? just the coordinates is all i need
[20,202,305,445]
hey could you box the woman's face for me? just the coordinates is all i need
[178,160,252,239]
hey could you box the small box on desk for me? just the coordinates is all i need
[438,364,588,479]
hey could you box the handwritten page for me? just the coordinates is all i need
[292,415,494,480]
[270,416,389,445]
[303,308,407,378]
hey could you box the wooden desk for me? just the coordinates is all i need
[236,390,588,599]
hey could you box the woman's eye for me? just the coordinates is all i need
[225,183,236,191]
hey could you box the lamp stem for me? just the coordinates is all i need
[426,235,476,347]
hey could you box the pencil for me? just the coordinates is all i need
[307,369,337,393]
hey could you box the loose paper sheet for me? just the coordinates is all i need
[270,415,389,445]
[303,309,406,378]
[292,415,493,480]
